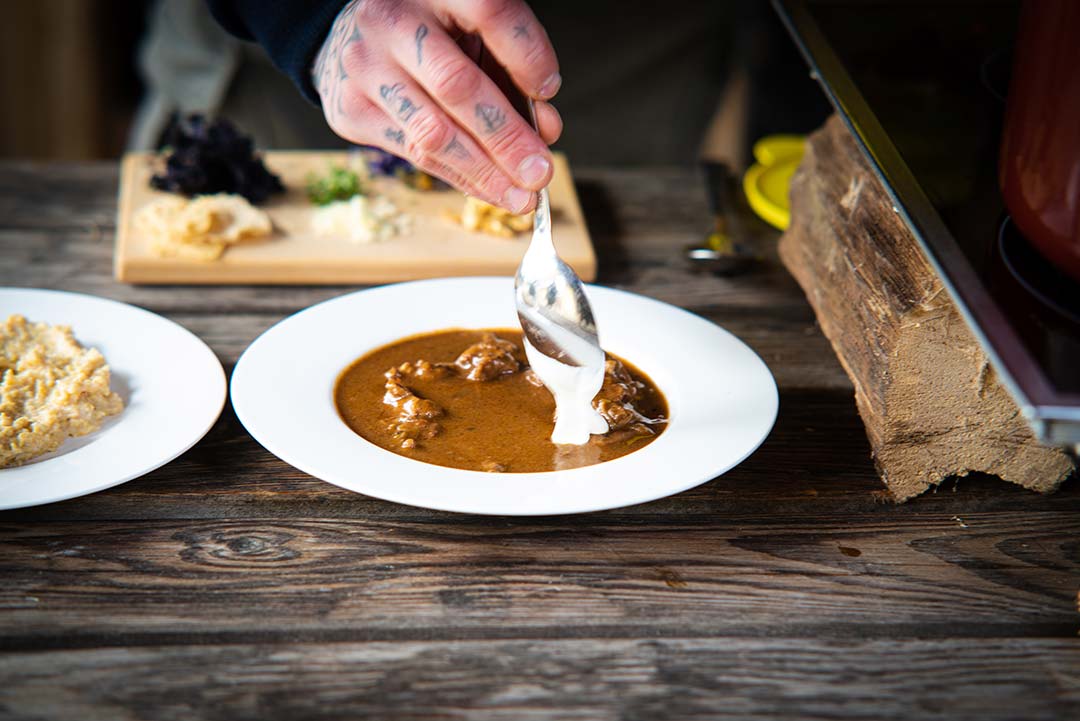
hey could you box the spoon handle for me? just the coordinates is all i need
[525,100,553,245]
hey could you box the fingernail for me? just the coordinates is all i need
[517,154,551,187]
[539,72,561,99]
[503,186,533,214]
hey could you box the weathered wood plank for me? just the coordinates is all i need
[0,511,1075,641]
[1,638,1077,721]
[779,117,1073,499]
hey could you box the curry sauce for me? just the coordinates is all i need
[334,329,667,473]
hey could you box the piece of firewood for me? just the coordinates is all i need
[779,115,1074,501]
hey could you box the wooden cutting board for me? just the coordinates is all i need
[114,151,595,285]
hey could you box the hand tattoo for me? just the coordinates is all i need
[312,1,363,125]
[415,24,428,66]
[475,104,507,134]
[444,134,470,160]
[385,127,405,146]
[380,83,420,122]
[513,24,529,39]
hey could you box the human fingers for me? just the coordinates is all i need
[534,101,562,145]
[390,17,554,191]
[339,69,536,213]
[440,0,561,101]
[320,90,494,204]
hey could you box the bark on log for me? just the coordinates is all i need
[779,115,1074,501]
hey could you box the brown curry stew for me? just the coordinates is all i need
[334,329,668,472]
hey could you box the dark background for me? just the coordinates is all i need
[0,1,828,163]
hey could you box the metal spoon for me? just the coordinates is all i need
[513,101,608,445]
[470,43,604,366]
[471,50,606,442]
[513,101,604,370]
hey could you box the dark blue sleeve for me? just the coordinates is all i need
[206,0,348,104]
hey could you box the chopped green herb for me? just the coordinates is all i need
[306,165,365,206]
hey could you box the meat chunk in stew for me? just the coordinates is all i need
[383,364,444,448]
[454,333,521,381]
[592,359,665,443]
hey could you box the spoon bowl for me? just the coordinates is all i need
[513,189,603,366]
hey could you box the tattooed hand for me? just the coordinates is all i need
[312,0,562,213]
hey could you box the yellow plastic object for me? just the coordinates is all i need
[743,135,806,230]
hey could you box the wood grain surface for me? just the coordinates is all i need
[0,160,1077,721]
[2,639,1077,721]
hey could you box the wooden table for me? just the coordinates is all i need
[0,162,1077,720]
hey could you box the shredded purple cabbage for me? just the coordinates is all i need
[149,114,284,204]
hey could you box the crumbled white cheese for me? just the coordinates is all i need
[312,195,411,243]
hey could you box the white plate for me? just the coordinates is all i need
[231,278,778,515]
[0,289,226,510]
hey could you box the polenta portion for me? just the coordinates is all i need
[1,315,124,468]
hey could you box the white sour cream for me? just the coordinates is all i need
[522,325,608,446]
